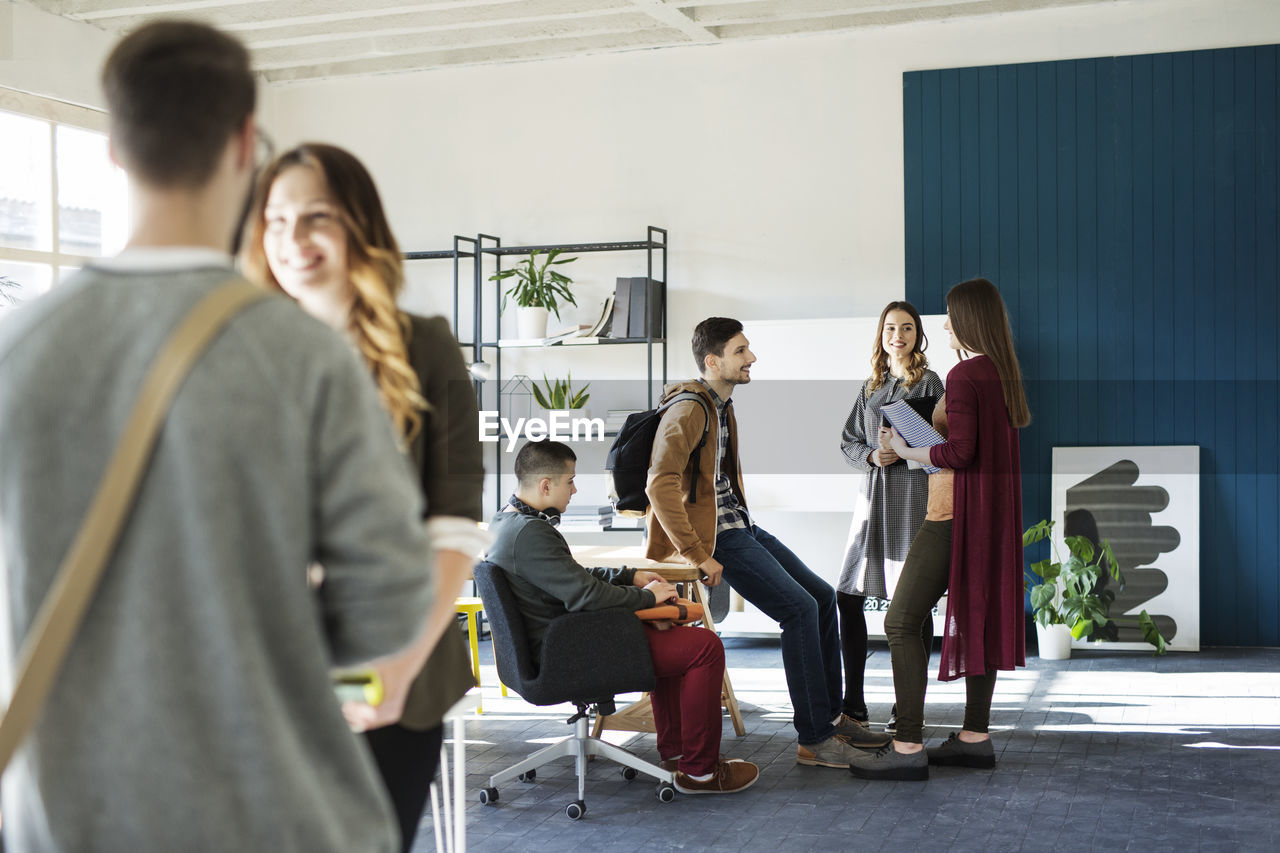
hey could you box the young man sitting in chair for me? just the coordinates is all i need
[487,439,759,795]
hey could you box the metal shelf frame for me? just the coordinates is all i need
[475,226,668,510]
[402,235,479,347]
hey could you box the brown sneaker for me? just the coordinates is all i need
[674,758,760,794]
[797,734,866,768]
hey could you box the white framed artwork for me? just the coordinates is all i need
[1051,446,1200,652]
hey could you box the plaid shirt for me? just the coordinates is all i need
[700,380,750,532]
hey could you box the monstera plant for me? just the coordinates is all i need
[1024,519,1167,657]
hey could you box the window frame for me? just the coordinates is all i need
[0,86,118,291]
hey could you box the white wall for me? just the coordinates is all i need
[3,0,1271,632]
[262,0,1276,629]
[263,0,1279,339]
[0,2,114,110]
[4,0,1273,329]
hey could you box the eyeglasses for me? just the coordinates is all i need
[229,128,276,257]
[255,128,276,172]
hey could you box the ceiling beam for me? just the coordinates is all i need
[46,0,264,18]
[242,10,634,50]
[250,14,665,70]
[628,0,718,43]
[263,28,695,82]
[57,0,550,25]
[682,0,1106,27]
[79,0,638,39]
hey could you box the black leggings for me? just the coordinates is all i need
[365,722,445,853]
[837,590,933,720]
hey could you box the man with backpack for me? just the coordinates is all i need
[643,317,891,768]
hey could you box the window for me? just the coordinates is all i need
[0,88,128,316]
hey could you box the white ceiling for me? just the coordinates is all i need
[28,0,1112,84]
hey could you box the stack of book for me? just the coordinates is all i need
[559,295,614,345]
[605,408,644,434]
[559,504,613,532]
[609,277,663,340]
[498,296,616,347]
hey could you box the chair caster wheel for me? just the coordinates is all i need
[565,799,586,820]
[479,787,499,806]
[518,770,536,783]
[657,782,676,803]
[621,767,638,781]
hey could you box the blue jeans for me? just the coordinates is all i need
[714,524,842,745]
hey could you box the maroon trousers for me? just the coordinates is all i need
[644,624,725,777]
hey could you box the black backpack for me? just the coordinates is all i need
[605,392,712,515]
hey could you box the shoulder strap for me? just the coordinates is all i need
[658,391,712,504]
[0,280,267,773]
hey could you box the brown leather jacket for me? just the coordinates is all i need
[644,380,748,566]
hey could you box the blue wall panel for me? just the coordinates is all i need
[904,45,1280,647]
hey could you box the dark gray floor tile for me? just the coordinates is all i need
[423,643,1280,853]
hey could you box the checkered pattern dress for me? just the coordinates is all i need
[837,370,944,598]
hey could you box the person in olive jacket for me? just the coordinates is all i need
[243,142,485,851]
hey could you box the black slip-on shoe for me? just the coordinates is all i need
[927,732,995,768]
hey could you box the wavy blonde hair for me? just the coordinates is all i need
[866,300,930,396]
[241,143,425,442]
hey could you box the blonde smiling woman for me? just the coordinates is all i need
[242,142,485,852]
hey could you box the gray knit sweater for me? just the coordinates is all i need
[0,261,434,852]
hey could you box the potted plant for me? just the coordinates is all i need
[490,249,578,339]
[1024,519,1167,659]
[531,373,590,421]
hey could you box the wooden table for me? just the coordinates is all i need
[570,545,747,738]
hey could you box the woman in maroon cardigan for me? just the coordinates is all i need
[849,277,1031,781]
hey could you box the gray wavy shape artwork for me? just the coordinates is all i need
[1064,459,1181,642]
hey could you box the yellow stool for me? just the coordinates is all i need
[455,597,506,713]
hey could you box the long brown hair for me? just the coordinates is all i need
[866,300,930,395]
[241,143,425,441]
[945,278,1030,428]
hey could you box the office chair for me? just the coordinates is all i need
[472,561,676,820]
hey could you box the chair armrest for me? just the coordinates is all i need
[523,608,656,706]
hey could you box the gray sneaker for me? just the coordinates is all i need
[927,732,995,768]
[847,743,929,781]
[796,734,866,768]
[834,714,893,748]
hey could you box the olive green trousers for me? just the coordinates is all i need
[885,520,997,744]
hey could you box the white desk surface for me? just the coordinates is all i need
[569,544,687,570]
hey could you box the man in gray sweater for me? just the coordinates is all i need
[487,440,758,795]
[0,22,443,852]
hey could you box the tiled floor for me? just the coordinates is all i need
[421,640,1280,852]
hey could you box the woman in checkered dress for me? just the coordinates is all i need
[837,301,943,728]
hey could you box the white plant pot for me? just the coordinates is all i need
[516,306,549,340]
[1036,622,1073,660]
